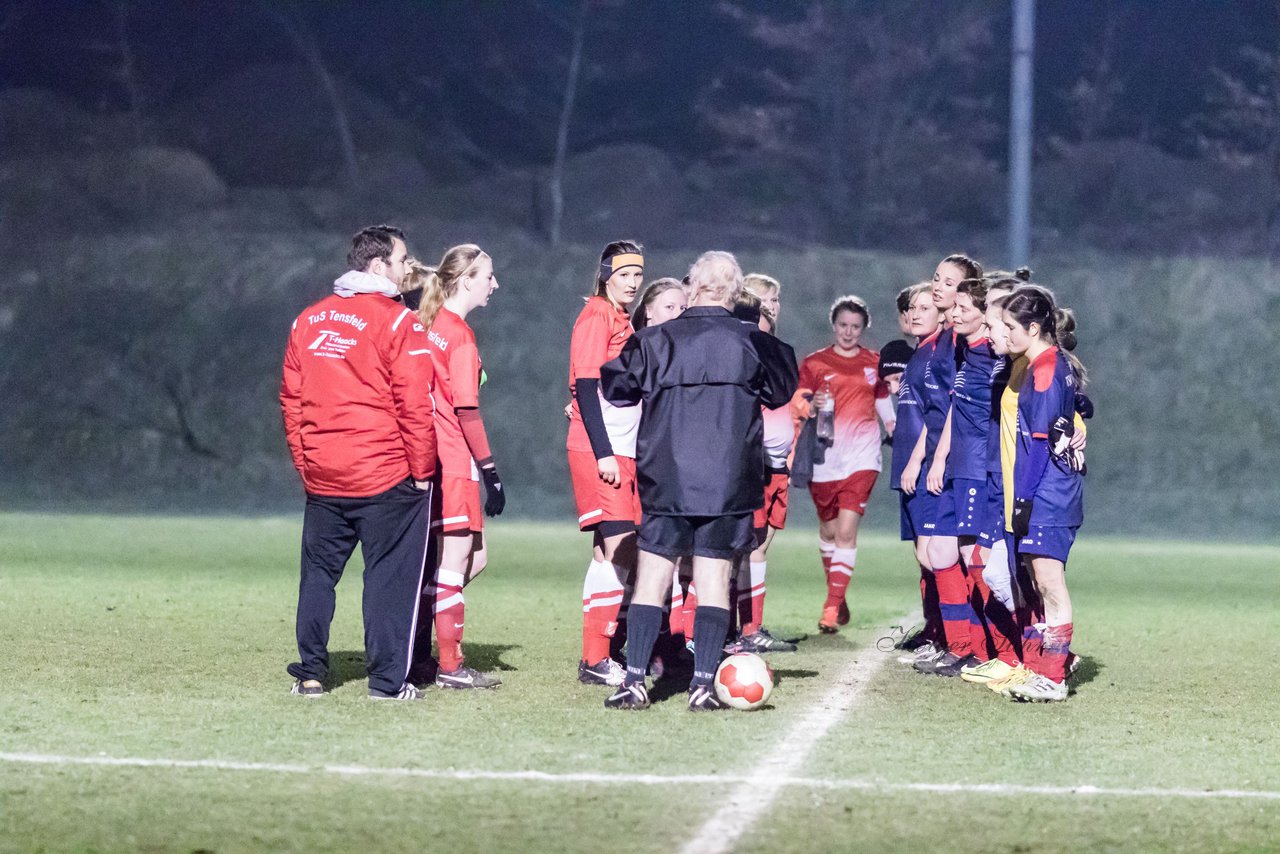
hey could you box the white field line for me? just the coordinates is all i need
[680,613,914,854]
[0,750,1276,801]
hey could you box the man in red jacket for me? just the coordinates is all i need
[280,224,437,701]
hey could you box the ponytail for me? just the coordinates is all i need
[1003,284,1088,388]
[404,244,485,331]
[1054,306,1088,388]
[403,260,446,330]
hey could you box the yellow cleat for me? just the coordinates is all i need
[959,658,1014,685]
[986,664,1034,696]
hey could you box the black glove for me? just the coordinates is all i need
[480,465,505,517]
[1048,415,1074,459]
[1074,391,1094,420]
[1011,497,1033,542]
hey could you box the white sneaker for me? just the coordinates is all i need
[578,657,626,687]
[899,641,941,666]
[1008,673,1068,702]
[898,640,940,664]
[368,682,424,701]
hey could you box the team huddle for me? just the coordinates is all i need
[279,226,1089,706]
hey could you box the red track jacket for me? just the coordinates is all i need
[281,293,437,497]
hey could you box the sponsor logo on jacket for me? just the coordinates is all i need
[308,330,357,357]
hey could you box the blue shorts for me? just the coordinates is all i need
[1016,525,1078,564]
[929,479,959,537]
[984,472,1005,546]
[902,479,940,539]
[951,478,988,540]
[898,492,914,541]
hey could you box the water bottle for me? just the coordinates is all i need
[815,377,835,444]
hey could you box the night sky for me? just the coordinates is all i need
[3,0,1276,167]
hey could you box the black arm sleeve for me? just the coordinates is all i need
[574,377,615,460]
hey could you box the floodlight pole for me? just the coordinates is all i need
[1008,0,1035,267]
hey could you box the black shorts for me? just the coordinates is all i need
[638,513,754,560]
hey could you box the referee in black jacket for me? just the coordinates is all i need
[600,251,798,710]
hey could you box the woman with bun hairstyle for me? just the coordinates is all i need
[795,294,887,634]
[403,246,504,689]
[997,285,1088,703]
[924,277,1024,680]
[901,254,985,675]
[568,240,646,687]
[952,271,1032,687]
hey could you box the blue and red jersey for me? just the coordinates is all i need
[1007,347,1084,528]
[919,328,957,460]
[947,336,997,482]
[890,341,924,490]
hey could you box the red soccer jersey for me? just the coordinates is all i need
[567,295,639,455]
[426,306,483,481]
[281,293,437,497]
[798,346,884,481]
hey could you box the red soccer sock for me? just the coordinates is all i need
[824,548,855,610]
[970,569,1019,665]
[1020,616,1044,675]
[965,551,992,662]
[934,562,974,656]
[743,560,766,636]
[920,565,943,643]
[432,568,466,672]
[581,559,623,665]
[1039,622,1074,682]
[820,541,834,580]
[683,583,698,639]
[668,576,686,637]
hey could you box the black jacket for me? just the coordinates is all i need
[601,306,799,516]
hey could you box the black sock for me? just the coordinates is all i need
[624,604,662,685]
[692,605,730,686]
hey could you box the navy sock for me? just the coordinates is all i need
[692,605,730,686]
[624,604,662,685]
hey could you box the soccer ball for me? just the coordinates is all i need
[714,653,774,710]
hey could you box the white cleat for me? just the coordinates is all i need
[1008,673,1069,703]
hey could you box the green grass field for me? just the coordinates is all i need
[0,513,1277,853]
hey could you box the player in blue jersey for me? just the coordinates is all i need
[901,254,984,674]
[891,282,944,658]
[930,278,1024,682]
[997,285,1088,702]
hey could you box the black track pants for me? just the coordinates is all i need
[287,479,432,695]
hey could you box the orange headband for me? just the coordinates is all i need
[601,252,644,279]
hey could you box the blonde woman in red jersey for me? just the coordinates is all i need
[795,296,887,633]
[403,247,503,690]
[568,241,645,686]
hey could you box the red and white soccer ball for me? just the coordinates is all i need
[714,653,774,710]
